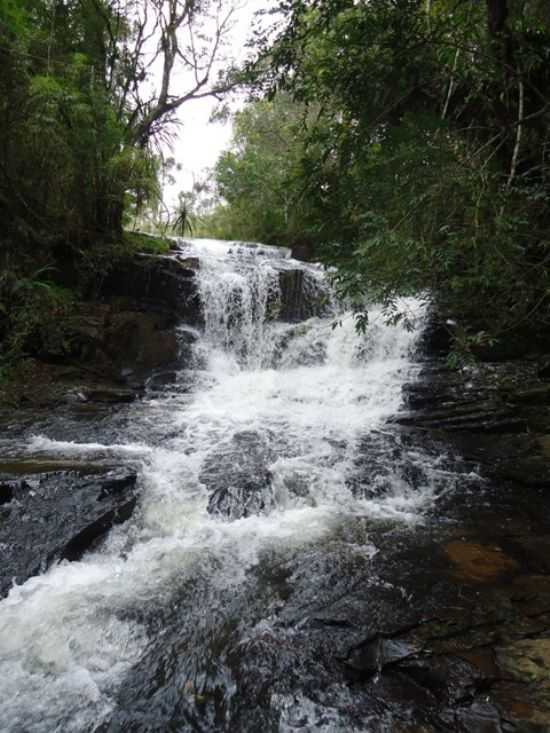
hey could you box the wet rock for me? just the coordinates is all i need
[35,303,112,365]
[492,456,550,488]
[444,542,520,583]
[453,703,504,733]
[98,470,137,498]
[345,637,419,676]
[346,431,428,498]
[537,434,550,458]
[201,431,273,519]
[0,481,14,505]
[0,458,113,475]
[290,242,316,261]
[509,385,550,406]
[100,253,201,321]
[418,316,453,357]
[492,683,550,730]
[457,648,499,680]
[145,370,179,391]
[79,386,137,403]
[105,310,179,372]
[497,639,550,684]
[276,268,328,323]
[492,642,550,729]
[177,326,200,361]
[270,322,327,367]
[61,494,137,562]
[397,355,550,439]
[174,255,200,270]
[278,269,308,322]
[395,402,527,434]
[0,467,138,597]
[22,301,181,408]
[512,536,550,574]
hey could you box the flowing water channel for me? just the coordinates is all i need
[0,240,457,732]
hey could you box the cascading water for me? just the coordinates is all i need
[0,240,457,732]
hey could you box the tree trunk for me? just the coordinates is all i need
[487,0,508,36]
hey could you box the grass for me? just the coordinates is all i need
[123,230,172,255]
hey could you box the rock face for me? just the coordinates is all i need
[276,268,328,322]
[14,252,200,407]
[37,299,178,367]
[23,252,200,392]
[0,465,138,598]
[105,309,179,371]
[100,253,201,321]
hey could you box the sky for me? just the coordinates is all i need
[164,0,274,204]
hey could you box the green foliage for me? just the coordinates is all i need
[223,0,550,352]
[202,95,322,245]
[123,232,171,256]
[0,265,76,361]
[0,0,238,370]
[0,0,151,249]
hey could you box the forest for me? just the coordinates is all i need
[4,6,550,729]
[204,0,550,355]
[0,0,235,364]
[2,0,550,362]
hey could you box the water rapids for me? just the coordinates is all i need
[0,240,450,732]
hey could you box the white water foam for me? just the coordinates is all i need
[0,238,433,731]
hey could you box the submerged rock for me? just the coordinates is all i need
[78,386,137,403]
[345,636,419,676]
[201,431,273,519]
[445,541,520,584]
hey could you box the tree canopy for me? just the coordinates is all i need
[0,0,238,361]
[0,0,237,250]
[205,0,550,354]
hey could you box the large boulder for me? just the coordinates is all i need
[0,465,138,598]
[105,309,178,371]
[100,253,201,321]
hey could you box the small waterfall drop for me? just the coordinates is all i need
[0,239,450,732]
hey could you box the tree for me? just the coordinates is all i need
[0,0,241,359]
[207,94,321,244]
[228,0,550,351]
[0,0,239,249]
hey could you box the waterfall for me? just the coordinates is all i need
[0,240,444,732]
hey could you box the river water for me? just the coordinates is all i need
[0,240,453,732]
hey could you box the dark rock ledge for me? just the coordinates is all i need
[0,462,138,598]
[0,253,199,411]
[345,325,550,731]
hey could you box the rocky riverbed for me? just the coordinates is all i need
[1,241,550,732]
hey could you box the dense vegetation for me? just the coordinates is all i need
[0,0,235,361]
[203,0,550,354]
[3,0,550,364]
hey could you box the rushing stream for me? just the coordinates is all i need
[0,240,456,732]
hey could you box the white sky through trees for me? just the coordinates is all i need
[165,0,273,204]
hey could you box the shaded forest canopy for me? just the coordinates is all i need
[0,0,236,360]
[201,0,550,356]
[2,0,550,363]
